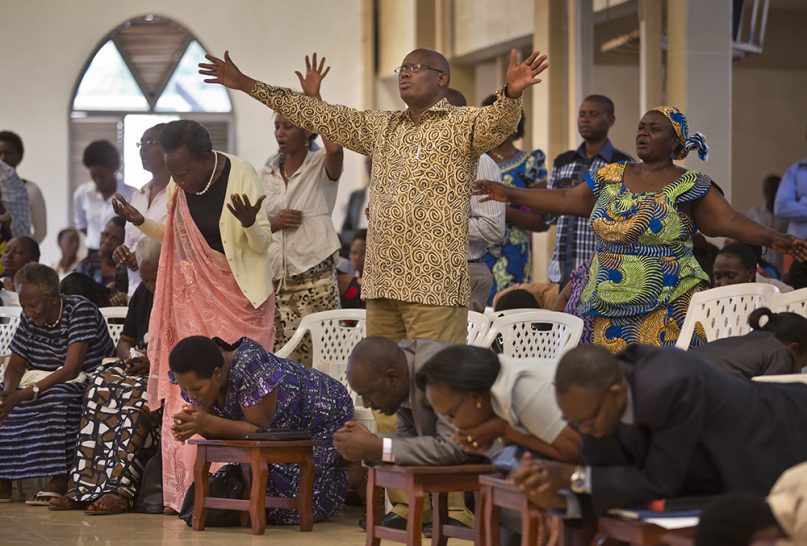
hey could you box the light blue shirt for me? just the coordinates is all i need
[774,155,807,239]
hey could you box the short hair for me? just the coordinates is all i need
[14,263,59,296]
[352,229,367,243]
[445,88,467,107]
[0,130,24,157]
[717,242,758,270]
[695,493,778,546]
[82,140,120,170]
[748,307,807,351]
[12,236,41,263]
[482,93,525,140]
[785,260,807,290]
[106,216,126,230]
[57,227,80,244]
[169,336,223,378]
[347,336,406,376]
[582,94,615,117]
[135,237,162,269]
[59,272,109,307]
[159,120,213,161]
[415,345,500,393]
[554,345,623,395]
[494,289,540,312]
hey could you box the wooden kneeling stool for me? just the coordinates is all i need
[479,474,557,546]
[365,463,494,546]
[188,438,321,535]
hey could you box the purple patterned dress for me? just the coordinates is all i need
[196,337,353,524]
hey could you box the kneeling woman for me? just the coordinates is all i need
[0,264,115,502]
[168,336,353,524]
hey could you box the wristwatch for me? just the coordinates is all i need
[31,383,40,400]
[570,466,590,494]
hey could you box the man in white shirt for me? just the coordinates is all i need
[0,131,45,243]
[446,89,506,312]
[73,140,135,252]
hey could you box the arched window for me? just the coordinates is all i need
[70,15,234,190]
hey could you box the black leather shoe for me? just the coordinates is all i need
[359,511,408,531]
[422,517,469,538]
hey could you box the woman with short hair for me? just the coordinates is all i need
[0,263,115,503]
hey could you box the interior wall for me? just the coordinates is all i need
[452,0,533,58]
[0,0,368,264]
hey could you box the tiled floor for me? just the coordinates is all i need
[0,501,472,545]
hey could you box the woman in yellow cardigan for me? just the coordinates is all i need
[112,119,274,513]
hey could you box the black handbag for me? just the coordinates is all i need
[178,464,245,527]
[132,451,164,514]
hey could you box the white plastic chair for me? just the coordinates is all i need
[675,283,780,350]
[99,306,128,346]
[0,306,22,358]
[770,287,807,316]
[474,310,584,359]
[466,311,490,345]
[275,309,374,431]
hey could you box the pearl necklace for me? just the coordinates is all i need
[194,151,219,196]
[44,298,64,328]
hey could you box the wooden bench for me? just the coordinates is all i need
[596,517,697,546]
[188,438,321,535]
[479,474,557,546]
[365,463,494,546]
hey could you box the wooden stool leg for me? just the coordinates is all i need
[297,450,315,532]
[521,508,539,546]
[365,467,382,546]
[249,451,268,535]
[407,482,425,546]
[484,487,501,546]
[431,492,449,546]
[239,463,252,528]
[192,445,211,531]
[473,490,483,546]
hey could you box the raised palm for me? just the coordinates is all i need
[506,49,550,96]
[295,52,331,99]
[199,50,250,91]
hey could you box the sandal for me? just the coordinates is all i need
[48,496,86,511]
[26,491,64,506]
[84,493,129,516]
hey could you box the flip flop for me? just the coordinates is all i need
[84,495,129,516]
[26,491,63,506]
[48,497,86,511]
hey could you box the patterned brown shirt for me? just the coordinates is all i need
[249,82,522,306]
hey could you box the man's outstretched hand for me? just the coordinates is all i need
[506,49,549,98]
[199,50,256,92]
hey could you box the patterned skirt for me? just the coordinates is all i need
[67,364,159,502]
[273,256,341,366]
[0,382,85,480]
[592,289,704,352]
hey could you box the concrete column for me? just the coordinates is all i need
[666,0,733,201]
[639,0,663,113]
[567,0,594,147]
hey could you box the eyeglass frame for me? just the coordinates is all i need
[393,63,444,76]
[566,387,611,432]
[135,139,160,149]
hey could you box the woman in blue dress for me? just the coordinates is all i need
[168,335,353,524]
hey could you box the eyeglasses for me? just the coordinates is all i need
[393,63,444,75]
[568,389,610,431]
[135,139,160,148]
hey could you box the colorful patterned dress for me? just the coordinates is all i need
[578,162,711,351]
[483,149,547,301]
[176,337,353,524]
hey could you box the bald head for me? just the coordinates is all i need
[346,336,410,416]
[407,48,450,80]
[446,88,467,107]
[555,345,624,395]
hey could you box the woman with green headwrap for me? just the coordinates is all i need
[475,106,807,351]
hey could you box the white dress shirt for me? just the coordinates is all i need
[260,148,342,280]
[73,178,135,250]
[123,181,168,296]
[468,154,505,260]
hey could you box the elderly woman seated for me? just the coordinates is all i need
[0,264,115,503]
[168,335,353,524]
[50,238,161,514]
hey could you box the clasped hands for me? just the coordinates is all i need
[509,453,575,511]
[172,404,209,442]
[333,420,382,462]
[454,415,507,454]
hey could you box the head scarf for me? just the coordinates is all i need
[652,106,709,161]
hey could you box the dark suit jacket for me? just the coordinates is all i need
[692,330,796,379]
[390,339,469,466]
[583,345,807,515]
[340,187,367,246]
